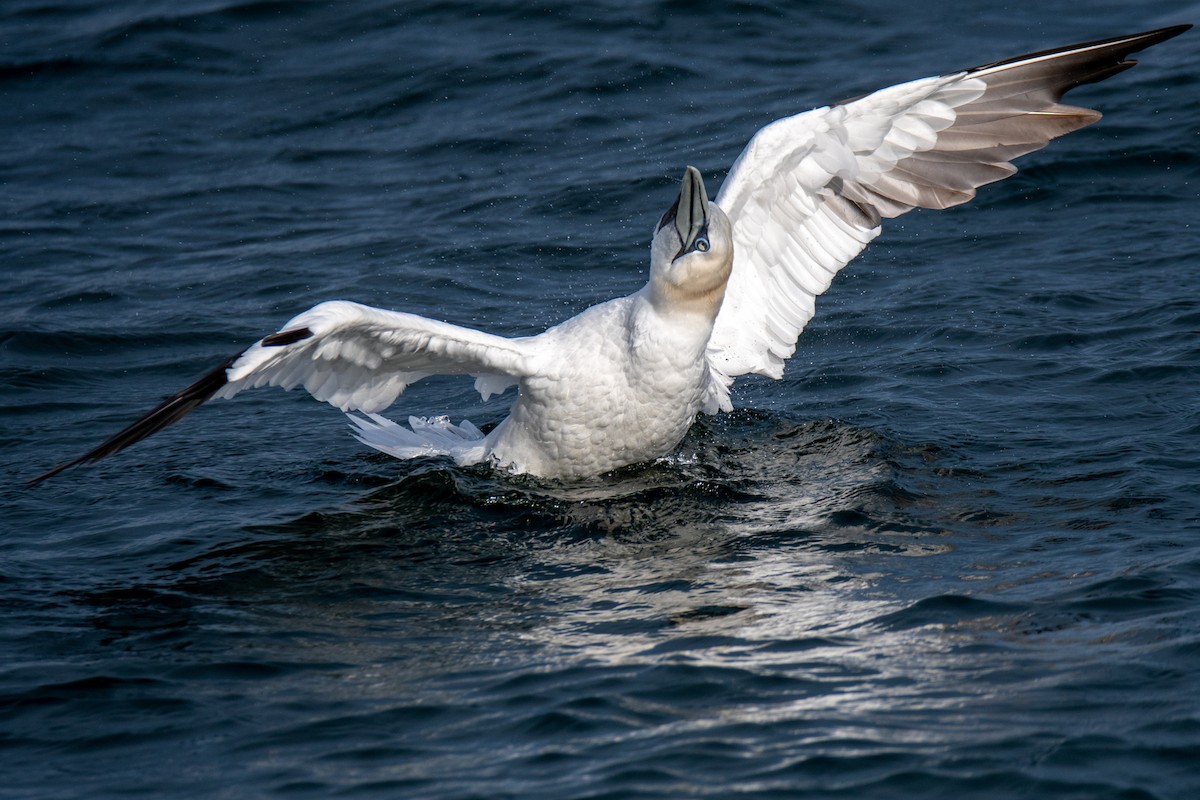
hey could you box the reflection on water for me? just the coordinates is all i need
[99,412,963,682]
[33,413,1196,798]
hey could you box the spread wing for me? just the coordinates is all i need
[29,300,536,484]
[705,25,1190,408]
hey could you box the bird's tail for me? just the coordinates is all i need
[347,413,488,466]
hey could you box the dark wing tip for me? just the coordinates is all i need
[966,25,1192,76]
[26,351,243,488]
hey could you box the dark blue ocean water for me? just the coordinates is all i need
[3,1,1199,797]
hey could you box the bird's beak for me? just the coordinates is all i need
[656,165,710,254]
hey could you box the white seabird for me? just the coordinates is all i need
[30,26,1189,485]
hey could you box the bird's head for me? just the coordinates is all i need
[648,165,733,317]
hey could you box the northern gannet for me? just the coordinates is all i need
[30,26,1189,485]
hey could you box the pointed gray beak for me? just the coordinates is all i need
[656,165,710,256]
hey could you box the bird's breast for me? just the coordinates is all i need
[483,295,713,477]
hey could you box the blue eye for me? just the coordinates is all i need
[695,237,710,252]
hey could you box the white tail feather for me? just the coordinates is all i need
[347,413,488,466]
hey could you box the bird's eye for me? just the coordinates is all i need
[694,237,710,252]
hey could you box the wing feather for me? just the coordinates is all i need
[28,300,535,484]
[706,25,1189,404]
[215,300,534,413]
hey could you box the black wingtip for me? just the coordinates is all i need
[27,325,319,487]
[26,457,83,488]
[26,351,243,488]
[966,24,1192,75]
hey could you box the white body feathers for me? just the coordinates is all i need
[216,166,734,478]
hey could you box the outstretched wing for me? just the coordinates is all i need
[215,301,533,409]
[705,25,1189,406]
[29,300,536,484]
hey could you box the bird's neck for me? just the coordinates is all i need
[645,276,729,324]
[636,283,728,354]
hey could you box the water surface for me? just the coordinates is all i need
[3,1,1199,798]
